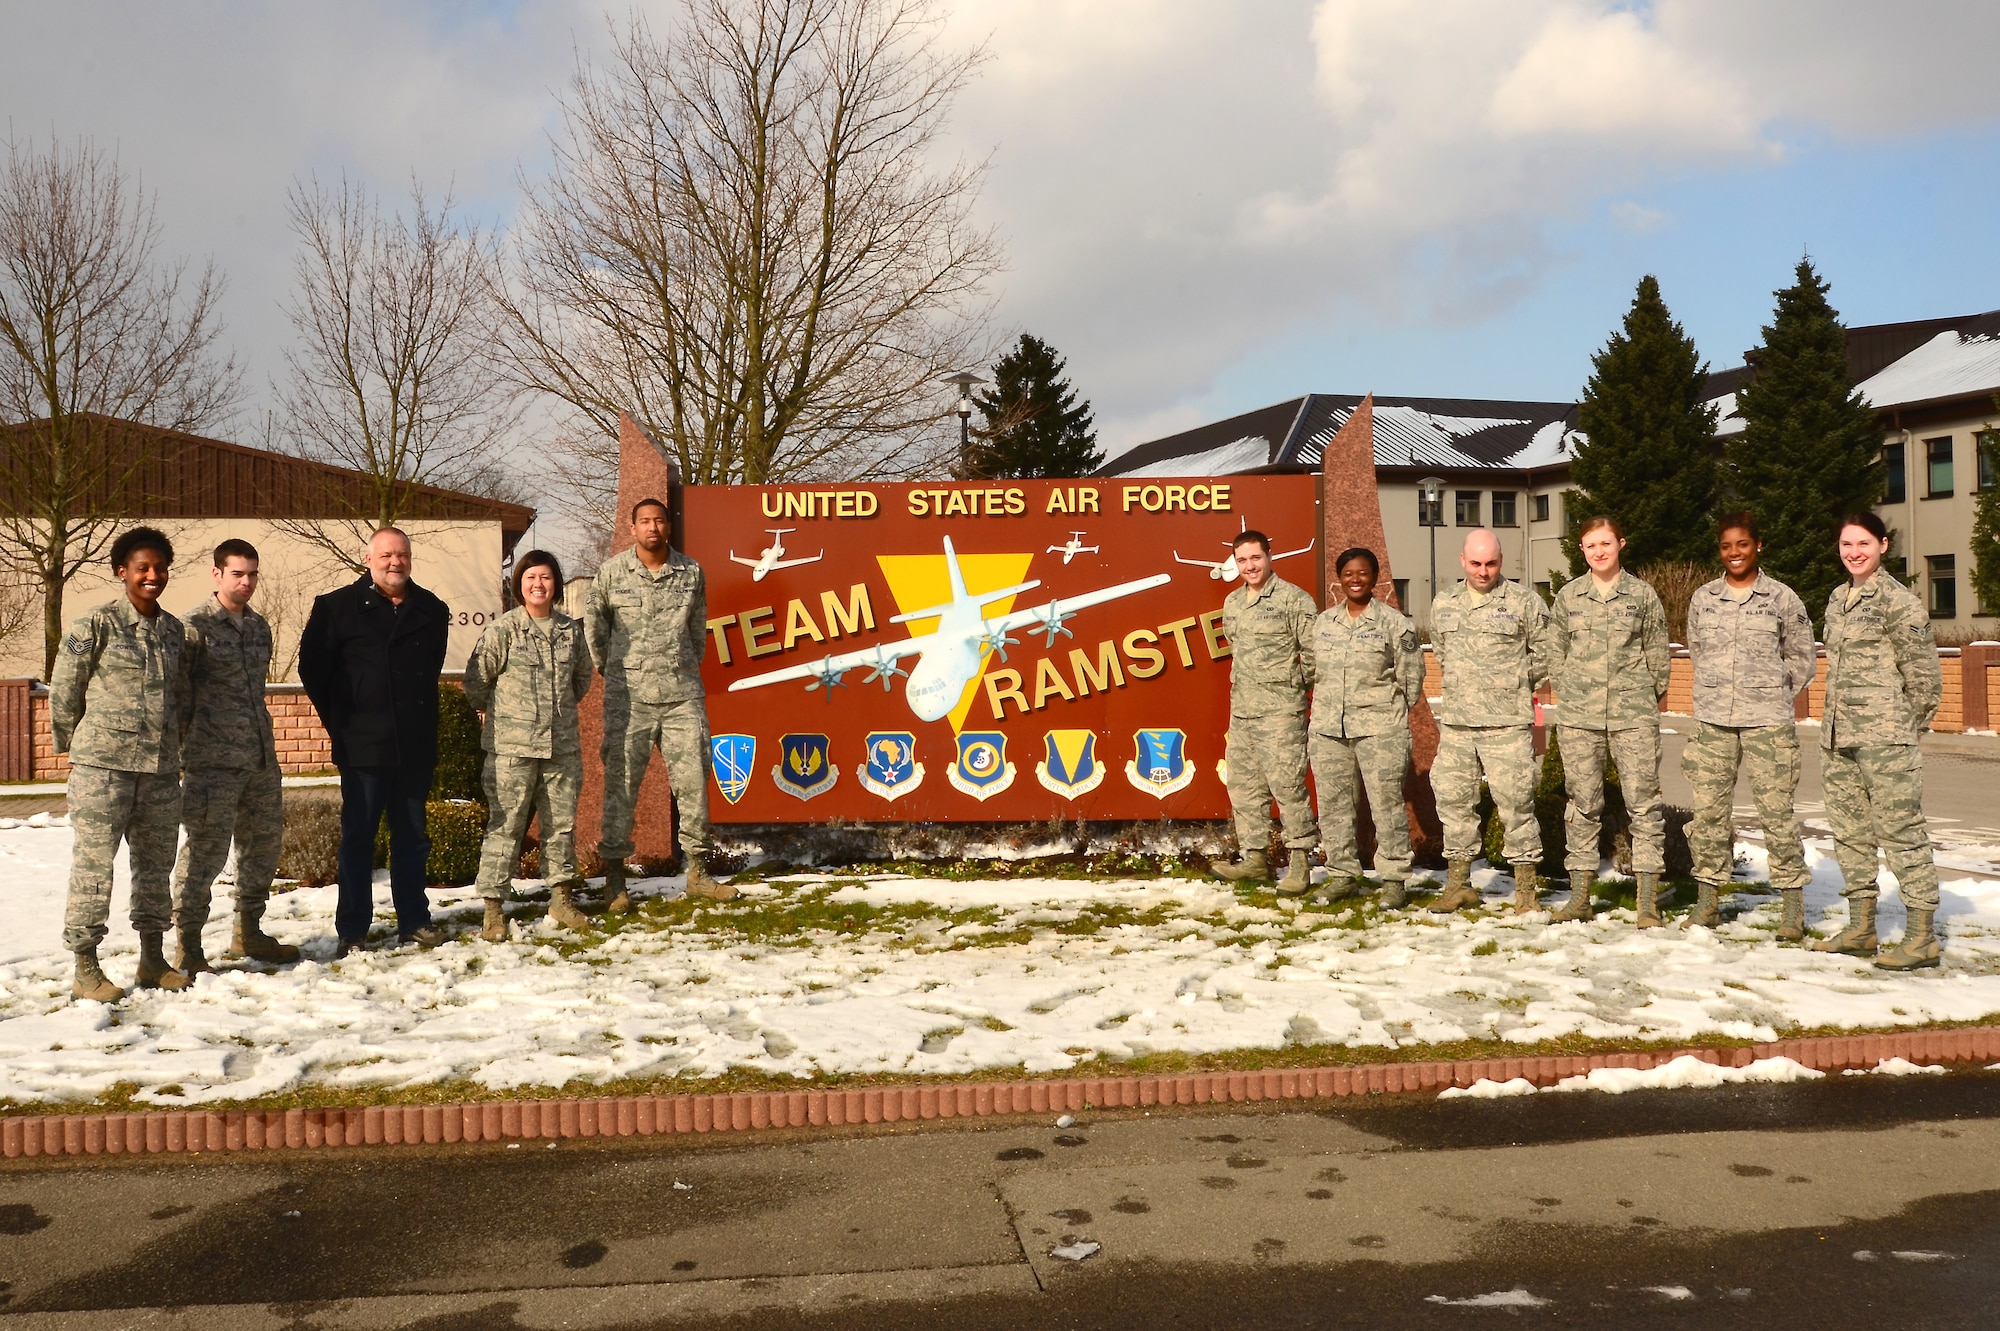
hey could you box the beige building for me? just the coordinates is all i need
[0,416,534,680]
[1105,310,2000,634]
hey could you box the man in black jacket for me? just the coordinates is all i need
[300,527,452,953]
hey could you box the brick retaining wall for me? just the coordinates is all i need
[17,681,338,781]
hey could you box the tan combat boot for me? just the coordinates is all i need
[686,858,739,902]
[1550,875,1595,923]
[1635,873,1664,929]
[134,932,190,991]
[1775,888,1805,943]
[479,899,508,943]
[1275,850,1312,897]
[1510,864,1542,914]
[72,948,124,1003]
[603,861,633,916]
[547,883,593,932]
[1213,850,1269,884]
[231,911,300,964]
[175,926,216,976]
[1377,878,1408,910]
[1874,907,1940,971]
[1429,860,1479,913]
[1811,895,1878,956]
[1685,881,1722,930]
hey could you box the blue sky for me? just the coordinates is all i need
[5,0,2000,464]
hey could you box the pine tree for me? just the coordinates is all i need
[1565,275,1720,574]
[1974,413,2000,620]
[969,334,1104,479]
[1726,259,1885,628]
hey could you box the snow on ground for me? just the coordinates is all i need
[2,821,2000,1107]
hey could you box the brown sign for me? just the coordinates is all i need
[685,475,1320,823]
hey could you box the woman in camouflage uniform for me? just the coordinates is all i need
[1307,548,1424,908]
[1812,513,1944,970]
[1547,516,1671,924]
[463,551,595,940]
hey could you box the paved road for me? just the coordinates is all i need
[5,1073,2000,1328]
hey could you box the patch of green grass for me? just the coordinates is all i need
[1471,940,1499,956]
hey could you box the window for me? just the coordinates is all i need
[1417,490,1443,527]
[1455,490,1481,526]
[1491,491,1518,527]
[1884,441,1906,504]
[1533,493,1551,524]
[1392,578,1410,609]
[1885,555,1909,580]
[1927,436,1953,497]
[1981,431,1997,491]
[1927,554,1957,619]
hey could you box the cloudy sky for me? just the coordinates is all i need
[7,0,2000,472]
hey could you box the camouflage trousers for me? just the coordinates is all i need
[1559,724,1664,877]
[1225,713,1316,854]
[1432,724,1540,865]
[1309,728,1412,882]
[600,694,711,864]
[170,764,283,933]
[477,753,583,899]
[64,764,181,953]
[1683,721,1808,891]
[1822,743,1939,909]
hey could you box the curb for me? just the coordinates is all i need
[4,1026,1995,1161]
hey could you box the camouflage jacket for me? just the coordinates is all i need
[1429,579,1556,727]
[1550,571,1671,731]
[1686,572,1815,728]
[586,547,707,705]
[1308,597,1424,738]
[1222,574,1318,718]
[462,607,594,759]
[49,597,189,774]
[181,596,278,770]
[1822,572,1941,748]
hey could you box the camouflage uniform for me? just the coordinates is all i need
[1308,597,1424,882]
[1821,573,1942,909]
[1550,572,1671,877]
[51,598,189,953]
[587,547,711,865]
[169,597,283,935]
[1682,572,1816,893]
[1429,579,1557,864]
[1221,574,1319,855]
[463,607,594,898]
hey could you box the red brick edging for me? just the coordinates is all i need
[5,1027,1994,1161]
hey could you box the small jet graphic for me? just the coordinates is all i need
[728,536,1171,724]
[729,528,824,582]
[1046,532,1099,564]
[1173,517,1316,582]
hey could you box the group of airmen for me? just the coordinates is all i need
[54,497,725,1001]
[54,496,1945,1002]
[1213,509,1944,972]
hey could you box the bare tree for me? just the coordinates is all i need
[275,174,519,564]
[497,0,1001,523]
[0,136,238,677]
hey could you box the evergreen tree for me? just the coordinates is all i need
[969,334,1104,478]
[1726,259,1884,627]
[1973,413,2000,620]
[1565,275,1720,574]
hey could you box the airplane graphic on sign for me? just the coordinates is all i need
[727,536,1169,725]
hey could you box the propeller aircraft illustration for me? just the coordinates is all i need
[727,536,1171,723]
[729,528,824,582]
[1172,517,1315,582]
[1046,532,1099,564]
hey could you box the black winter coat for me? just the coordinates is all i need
[299,575,451,774]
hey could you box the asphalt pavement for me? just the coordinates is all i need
[6,1072,2000,1329]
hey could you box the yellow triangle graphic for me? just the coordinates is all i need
[877,550,1035,732]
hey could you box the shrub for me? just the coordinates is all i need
[278,795,343,888]
[1478,730,1692,880]
[372,798,491,886]
[431,682,486,805]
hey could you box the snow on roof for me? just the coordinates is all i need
[1115,433,1272,478]
[1289,397,1581,472]
[1858,329,2000,410]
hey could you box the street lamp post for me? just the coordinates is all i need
[941,370,985,477]
[1418,475,1446,619]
